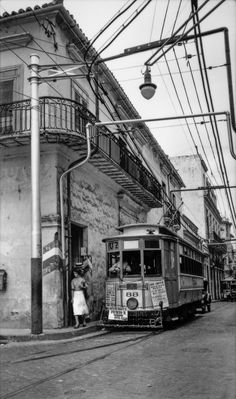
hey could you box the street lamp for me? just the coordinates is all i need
[139,66,157,99]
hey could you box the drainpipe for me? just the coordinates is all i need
[63,65,100,326]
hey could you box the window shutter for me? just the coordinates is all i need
[0,80,13,104]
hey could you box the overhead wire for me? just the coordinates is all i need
[191,0,236,227]
[145,0,226,66]
[83,0,137,61]
[148,0,195,156]
[182,41,227,216]
[145,0,210,65]
[161,0,227,216]
[155,0,231,224]
[153,0,232,233]
[84,0,152,115]
[159,4,199,155]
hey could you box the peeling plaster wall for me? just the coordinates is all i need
[0,145,147,328]
[0,146,62,328]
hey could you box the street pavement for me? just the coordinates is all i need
[0,301,235,399]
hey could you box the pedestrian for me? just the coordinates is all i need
[82,255,94,320]
[71,267,89,328]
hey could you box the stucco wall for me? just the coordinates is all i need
[0,145,147,328]
[0,146,61,328]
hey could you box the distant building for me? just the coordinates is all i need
[170,154,232,299]
[220,218,236,279]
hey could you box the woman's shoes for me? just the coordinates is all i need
[74,325,80,329]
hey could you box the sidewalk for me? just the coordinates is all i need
[0,321,100,344]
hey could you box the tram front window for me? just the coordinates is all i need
[123,251,141,275]
[108,251,141,277]
[108,252,120,277]
[144,250,162,276]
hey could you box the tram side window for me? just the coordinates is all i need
[180,255,203,276]
[144,250,162,275]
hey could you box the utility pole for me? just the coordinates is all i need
[28,54,42,335]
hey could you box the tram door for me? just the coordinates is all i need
[163,240,178,305]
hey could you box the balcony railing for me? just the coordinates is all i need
[0,97,162,206]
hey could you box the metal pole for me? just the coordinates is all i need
[94,111,228,127]
[29,54,42,335]
[170,185,236,193]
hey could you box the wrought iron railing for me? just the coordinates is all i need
[0,97,161,202]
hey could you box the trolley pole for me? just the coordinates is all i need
[29,54,43,335]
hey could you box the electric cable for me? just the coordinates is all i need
[85,0,152,109]
[83,0,137,61]
[191,1,236,227]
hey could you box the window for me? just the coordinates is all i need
[123,251,141,275]
[107,251,120,278]
[0,65,23,133]
[0,80,13,133]
[0,80,13,104]
[145,240,159,248]
[179,247,203,276]
[144,250,162,276]
[107,250,141,277]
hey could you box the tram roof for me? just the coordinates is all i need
[102,223,178,241]
[102,223,205,255]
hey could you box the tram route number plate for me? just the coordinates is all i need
[108,308,128,321]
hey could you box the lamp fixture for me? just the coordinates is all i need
[139,66,157,99]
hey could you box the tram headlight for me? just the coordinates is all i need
[127,297,139,310]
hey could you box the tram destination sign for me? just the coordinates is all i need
[108,307,128,321]
[107,241,119,251]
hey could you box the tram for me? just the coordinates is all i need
[99,223,205,329]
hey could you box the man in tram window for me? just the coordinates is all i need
[109,258,131,274]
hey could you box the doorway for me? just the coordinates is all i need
[68,223,87,325]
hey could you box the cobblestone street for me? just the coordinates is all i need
[0,301,235,399]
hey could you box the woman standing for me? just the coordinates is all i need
[71,268,89,328]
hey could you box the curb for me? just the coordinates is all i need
[0,323,99,344]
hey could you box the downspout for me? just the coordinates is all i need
[61,66,100,326]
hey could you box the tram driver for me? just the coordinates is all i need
[109,259,131,275]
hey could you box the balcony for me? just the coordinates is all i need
[0,97,162,207]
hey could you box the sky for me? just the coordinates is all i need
[0,0,235,233]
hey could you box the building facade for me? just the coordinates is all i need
[0,1,186,329]
[170,154,232,299]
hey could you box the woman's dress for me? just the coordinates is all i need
[71,277,89,316]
